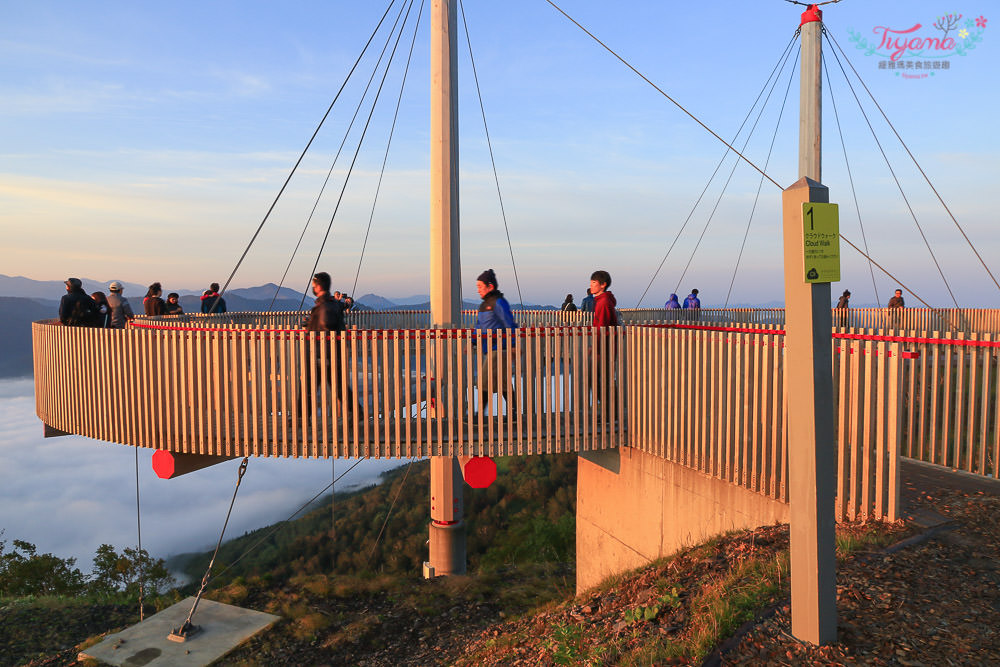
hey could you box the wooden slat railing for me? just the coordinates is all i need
[33,321,626,460]
[896,330,1000,479]
[138,306,1000,335]
[625,326,902,521]
[34,314,914,521]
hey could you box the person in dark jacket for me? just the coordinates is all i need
[664,293,681,309]
[580,288,595,313]
[91,291,111,328]
[836,290,850,327]
[304,272,352,416]
[305,272,346,332]
[200,282,227,314]
[887,288,905,329]
[59,278,98,326]
[143,282,166,316]
[164,293,184,315]
[475,269,517,414]
[561,294,577,312]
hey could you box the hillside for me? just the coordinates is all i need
[5,463,1000,665]
[0,297,56,378]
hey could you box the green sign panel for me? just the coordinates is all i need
[802,202,840,283]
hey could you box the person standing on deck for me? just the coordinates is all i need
[143,283,166,316]
[475,269,517,414]
[164,293,184,315]
[107,281,134,329]
[836,289,851,327]
[581,288,595,313]
[304,271,352,416]
[887,288,905,329]
[58,278,97,327]
[589,270,618,409]
[664,293,681,309]
[561,293,577,312]
[200,283,227,314]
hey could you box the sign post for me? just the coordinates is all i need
[784,4,838,645]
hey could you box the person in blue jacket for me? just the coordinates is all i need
[475,269,517,414]
[664,293,681,309]
[683,289,701,309]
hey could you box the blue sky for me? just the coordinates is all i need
[2,1,997,307]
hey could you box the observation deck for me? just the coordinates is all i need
[33,306,999,522]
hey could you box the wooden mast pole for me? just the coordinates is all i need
[783,3,837,644]
[427,0,466,577]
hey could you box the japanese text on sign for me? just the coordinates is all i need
[802,202,840,283]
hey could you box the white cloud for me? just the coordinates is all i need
[0,379,406,572]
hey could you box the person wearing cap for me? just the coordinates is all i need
[475,269,518,414]
[200,282,227,314]
[107,281,134,329]
[836,289,851,327]
[164,293,184,315]
[59,277,98,326]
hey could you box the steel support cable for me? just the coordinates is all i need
[351,0,427,301]
[134,445,144,622]
[212,0,400,312]
[823,30,960,311]
[724,48,800,308]
[173,457,250,638]
[838,235,937,310]
[543,0,781,190]
[460,0,524,308]
[209,456,371,585]
[269,0,414,311]
[672,46,801,297]
[635,32,799,307]
[368,458,417,557]
[301,0,418,307]
[826,29,1000,295]
[821,52,881,307]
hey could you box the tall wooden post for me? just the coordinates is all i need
[427,0,466,577]
[784,4,837,644]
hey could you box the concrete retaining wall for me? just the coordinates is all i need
[576,447,790,593]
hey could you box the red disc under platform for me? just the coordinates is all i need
[463,456,497,488]
[152,450,175,479]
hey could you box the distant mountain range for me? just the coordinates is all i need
[0,275,556,379]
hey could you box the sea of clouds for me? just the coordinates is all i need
[0,378,405,573]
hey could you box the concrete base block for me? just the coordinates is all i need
[576,447,790,593]
[79,597,279,666]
